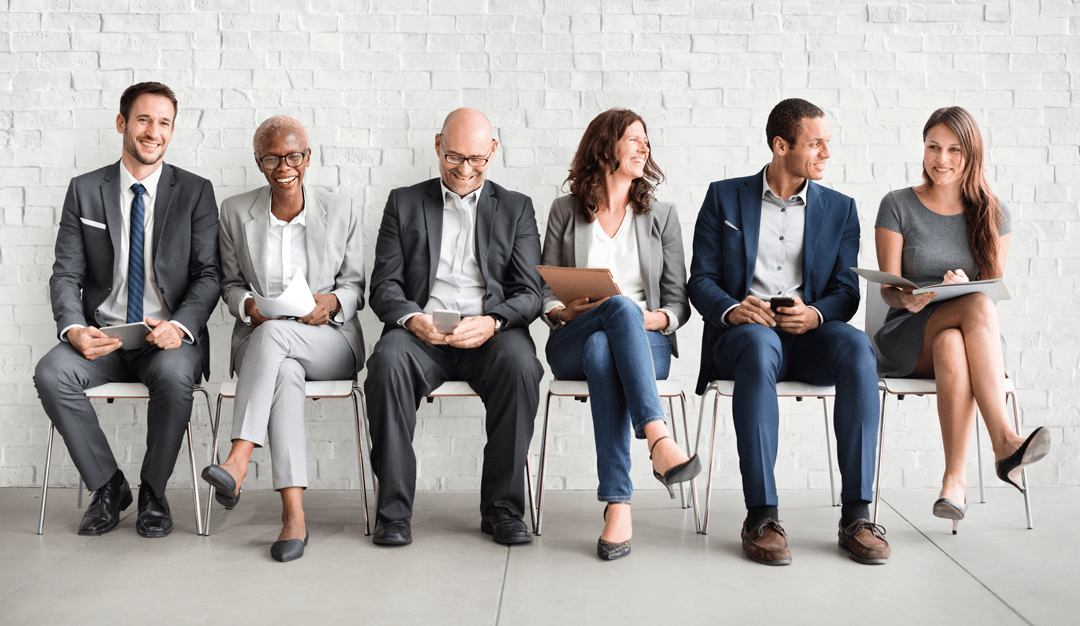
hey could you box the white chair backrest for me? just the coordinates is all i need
[863,282,891,354]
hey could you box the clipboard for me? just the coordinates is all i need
[537,265,622,305]
[851,267,1008,303]
[99,321,153,350]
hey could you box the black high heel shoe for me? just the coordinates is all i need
[597,503,631,561]
[649,435,702,498]
[995,427,1052,493]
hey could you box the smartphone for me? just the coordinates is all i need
[770,297,795,314]
[432,309,461,334]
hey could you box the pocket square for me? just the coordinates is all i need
[723,220,740,231]
[79,217,107,230]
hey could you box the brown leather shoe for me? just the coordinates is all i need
[838,519,891,565]
[741,518,792,566]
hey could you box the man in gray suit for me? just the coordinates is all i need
[201,115,365,562]
[366,108,543,546]
[34,82,220,538]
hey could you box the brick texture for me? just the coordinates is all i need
[1,1,1077,495]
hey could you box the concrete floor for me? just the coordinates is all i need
[1,486,1075,626]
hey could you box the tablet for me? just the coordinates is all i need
[537,265,622,305]
[99,321,153,350]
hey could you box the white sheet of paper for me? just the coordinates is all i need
[253,270,317,318]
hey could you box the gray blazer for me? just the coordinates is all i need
[540,194,690,357]
[368,178,542,334]
[49,161,221,380]
[219,185,365,376]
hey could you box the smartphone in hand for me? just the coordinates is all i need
[770,297,795,314]
[432,309,461,334]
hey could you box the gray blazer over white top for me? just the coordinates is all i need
[219,185,366,375]
[540,194,690,357]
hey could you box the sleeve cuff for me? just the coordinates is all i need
[542,301,563,316]
[169,320,195,344]
[659,308,680,335]
[240,294,253,325]
[720,303,739,328]
[809,306,824,326]
[398,312,421,328]
[60,324,85,342]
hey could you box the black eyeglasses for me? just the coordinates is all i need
[440,144,493,167]
[255,149,310,170]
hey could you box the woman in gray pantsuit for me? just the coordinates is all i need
[874,107,1050,533]
[201,116,365,562]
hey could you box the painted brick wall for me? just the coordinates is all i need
[1,0,1077,496]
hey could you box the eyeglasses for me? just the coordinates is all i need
[440,143,493,167]
[255,149,310,170]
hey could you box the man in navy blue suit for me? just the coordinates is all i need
[688,99,889,566]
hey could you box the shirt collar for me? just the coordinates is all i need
[120,160,164,199]
[267,186,308,227]
[440,181,484,209]
[761,165,808,205]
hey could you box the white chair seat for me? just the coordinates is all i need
[880,377,1015,396]
[426,381,477,396]
[217,380,356,399]
[710,380,835,398]
[547,378,684,398]
[84,382,151,398]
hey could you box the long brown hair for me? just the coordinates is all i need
[921,107,1004,278]
[565,108,664,223]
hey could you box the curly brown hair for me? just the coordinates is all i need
[921,107,1004,279]
[565,108,664,223]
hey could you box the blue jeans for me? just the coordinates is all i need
[546,296,672,502]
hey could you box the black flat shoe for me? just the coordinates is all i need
[373,519,412,546]
[481,511,532,545]
[201,465,241,510]
[649,436,702,498]
[270,532,309,562]
[995,427,1052,493]
[932,497,967,535]
[78,470,132,536]
[136,485,172,538]
[597,503,631,561]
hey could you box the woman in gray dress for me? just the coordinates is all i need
[874,107,1050,533]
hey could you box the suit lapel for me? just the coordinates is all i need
[633,209,654,303]
[243,187,271,296]
[803,181,821,297]
[739,172,764,293]
[100,162,123,277]
[424,180,444,290]
[573,204,590,268]
[302,185,328,288]
[475,182,495,280]
[152,164,175,261]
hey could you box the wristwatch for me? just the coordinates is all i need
[486,313,507,334]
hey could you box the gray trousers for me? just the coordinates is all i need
[34,341,202,496]
[231,320,356,490]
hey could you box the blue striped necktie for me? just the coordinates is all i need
[126,183,146,324]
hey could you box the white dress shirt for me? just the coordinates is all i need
[62,161,193,342]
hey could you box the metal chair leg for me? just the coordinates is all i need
[821,397,839,507]
[534,391,554,535]
[1010,391,1034,529]
[680,392,701,531]
[351,387,371,536]
[873,388,887,524]
[186,421,203,536]
[668,396,687,508]
[975,410,986,504]
[37,425,56,535]
[698,383,721,535]
[525,454,536,535]
[203,393,225,536]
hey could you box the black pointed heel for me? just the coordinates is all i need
[597,503,631,561]
[995,427,1052,493]
[649,435,702,499]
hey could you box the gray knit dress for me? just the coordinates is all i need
[873,187,1011,377]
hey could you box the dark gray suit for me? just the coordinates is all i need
[365,178,543,524]
[34,161,220,496]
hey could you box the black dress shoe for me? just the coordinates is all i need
[201,465,241,510]
[373,519,412,546]
[481,511,532,545]
[270,532,309,562]
[136,485,173,538]
[78,470,132,536]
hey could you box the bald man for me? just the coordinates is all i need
[203,115,365,561]
[366,108,543,546]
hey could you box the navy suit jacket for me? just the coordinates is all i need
[368,178,542,335]
[687,166,862,395]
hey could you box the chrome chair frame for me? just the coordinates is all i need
[202,379,370,536]
[37,382,213,535]
[360,381,537,536]
[694,380,840,535]
[533,378,699,535]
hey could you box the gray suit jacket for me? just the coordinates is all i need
[49,161,221,380]
[219,185,366,376]
[540,194,689,357]
[369,178,542,334]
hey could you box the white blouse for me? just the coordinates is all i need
[586,207,648,310]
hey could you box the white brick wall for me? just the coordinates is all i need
[1,0,1077,495]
